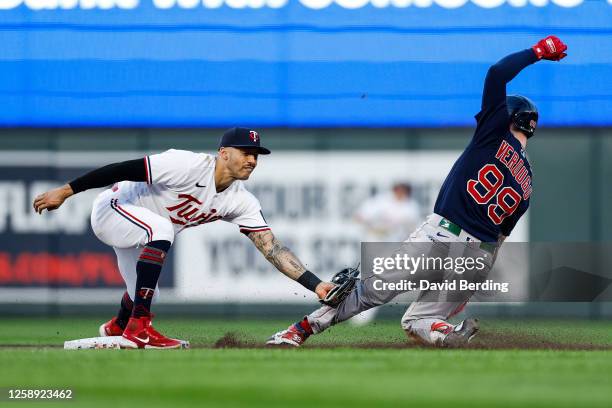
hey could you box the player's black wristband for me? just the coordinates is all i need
[297,270,322,293]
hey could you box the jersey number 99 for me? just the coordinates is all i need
[467,164,521,225]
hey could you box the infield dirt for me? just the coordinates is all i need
[211,330,612,351]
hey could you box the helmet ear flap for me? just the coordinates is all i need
[512,111,538,138]
[507,94,539,139]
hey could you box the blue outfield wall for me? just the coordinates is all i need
[0,0,611,127]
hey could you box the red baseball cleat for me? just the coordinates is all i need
[121,316,188,349]
[266,324,308,347]
[99,317,124,337]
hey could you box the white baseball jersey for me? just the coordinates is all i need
[140,149,267,234]
[92,149,269,249]
[90,149,269,300]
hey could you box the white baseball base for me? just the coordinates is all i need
[64,336,138,350]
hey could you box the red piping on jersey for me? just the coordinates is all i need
[239,227,271,234]
[144,156,152,185]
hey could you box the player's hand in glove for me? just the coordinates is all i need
[315,282,336,301]
[532,35,567,61]
[319,266,360,307]
[33,184,74,214]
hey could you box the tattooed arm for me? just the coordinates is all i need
[248,229,305,279]
[247,229,334,299]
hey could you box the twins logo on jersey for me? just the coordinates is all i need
[165,194,222,228]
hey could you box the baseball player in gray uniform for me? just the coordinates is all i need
[267,36,567,348]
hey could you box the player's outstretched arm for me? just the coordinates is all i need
[32,158,148,214]
[33,184,75,214]
[247,229,334,299]
[481,35,567,109]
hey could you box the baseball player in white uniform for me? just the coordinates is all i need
[33,128,334,349]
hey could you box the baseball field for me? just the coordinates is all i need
[1,317,611,408]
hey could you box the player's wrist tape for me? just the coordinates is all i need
[297,271,322,292]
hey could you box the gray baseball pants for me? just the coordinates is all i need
[306,214,498,345]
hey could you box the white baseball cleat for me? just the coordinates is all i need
[266,325,308,347]
[443,318,479,348]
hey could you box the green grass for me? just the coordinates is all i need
[1,317,611,408]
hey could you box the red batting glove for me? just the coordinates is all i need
[532,35,568,61]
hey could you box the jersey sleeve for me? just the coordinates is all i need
[145,149,201,190]
[69,158,147,194]
[473,49,539,145]
[225,191,270,234]
[480,49,538,112]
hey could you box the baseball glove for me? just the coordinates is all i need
[319,266,360,307]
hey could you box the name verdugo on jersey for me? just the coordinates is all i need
[1,0,605,10]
